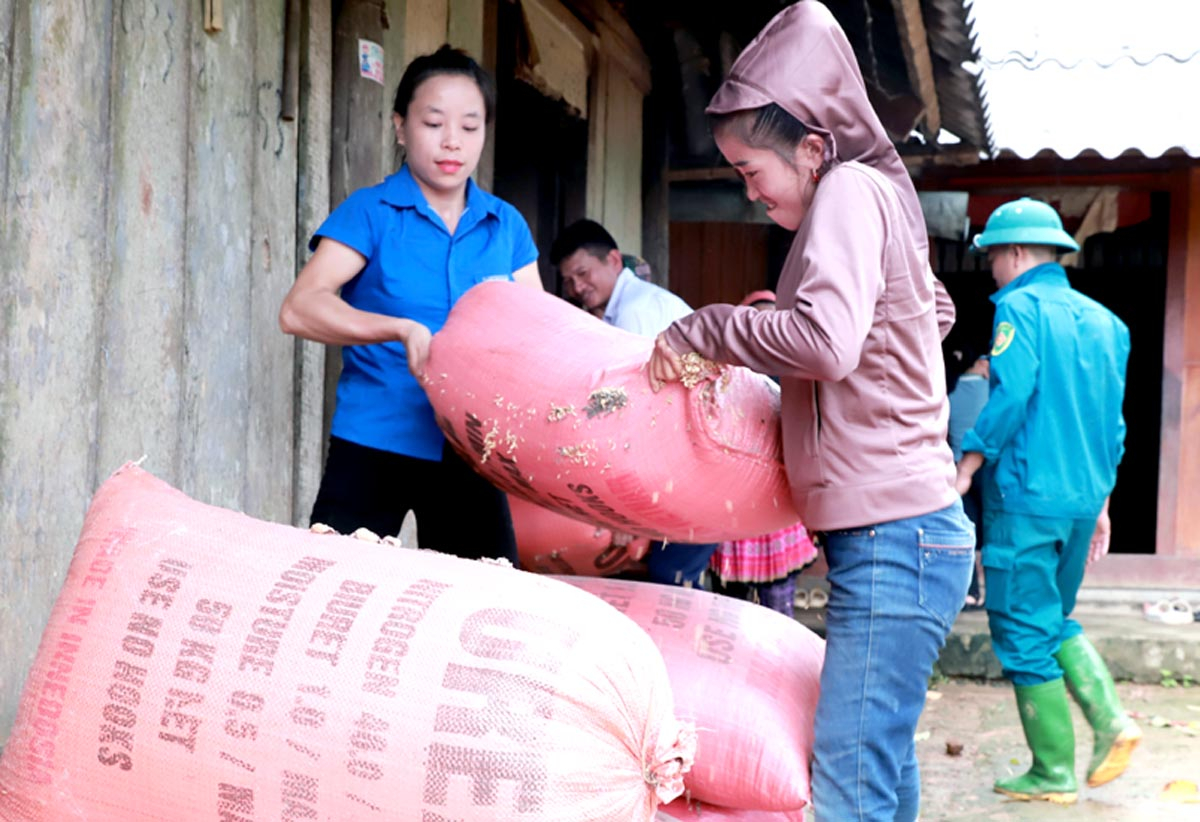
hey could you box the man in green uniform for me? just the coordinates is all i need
[956,198,1139,805]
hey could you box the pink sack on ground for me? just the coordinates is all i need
[657,798,807,821]
[0,464,694,821]
[562,577,824,812]
[425,281,799,543]
[509,495,649,576]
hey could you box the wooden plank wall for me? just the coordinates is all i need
[586,22,650,263]
[408,0,491,184]
[250,0,304,523]
[449,0,497,189]
[0,0,500,746]
[294,0,335,525]
[1160,166,1200,555]
[669,222,771,310]
[587,55,643,257]
[2,0,119,748]
[0,0,311,746]
[386,0,489,178]
[0,0,13,237]
[600,66,644,256]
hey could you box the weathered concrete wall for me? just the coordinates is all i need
[0,0,312,746]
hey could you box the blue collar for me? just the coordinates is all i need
[990,261,1068,305]
[379,164,501,230]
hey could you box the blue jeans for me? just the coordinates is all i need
[646,541,718,587]
[812,501,974,821]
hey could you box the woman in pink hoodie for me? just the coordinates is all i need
[648,3,973,819]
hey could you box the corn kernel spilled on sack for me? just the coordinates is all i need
[425,281,800,543]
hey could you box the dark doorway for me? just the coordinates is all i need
[490,0,589,292]
[934,193,1168,553]
[1070,193,1168,553]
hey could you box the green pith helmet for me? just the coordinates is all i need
[972,197,1079,253]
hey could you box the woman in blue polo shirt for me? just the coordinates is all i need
[279,45,541,561]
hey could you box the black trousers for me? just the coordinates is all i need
[310,436,517,563]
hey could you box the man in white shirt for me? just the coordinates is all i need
[550,219,715,587]
[551,219,693,335]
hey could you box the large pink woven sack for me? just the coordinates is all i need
[561,577,824,812]
[0,464,694,821]
[425,281,799,543]
[509,495,649,576]
[657,799,806,821]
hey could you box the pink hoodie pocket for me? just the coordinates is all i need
[784,383,826,490]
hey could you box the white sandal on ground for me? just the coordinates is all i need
[809,587,829,609]
[1143,599,1194,625]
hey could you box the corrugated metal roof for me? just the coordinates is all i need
[923,0,993,151]
[967,0,1200,159]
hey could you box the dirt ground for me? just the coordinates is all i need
[912,679,1200,821]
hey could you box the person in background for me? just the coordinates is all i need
[550,219,717,588]
[948,351,990,610]
[956,197,1138,804]
[279,45,541,562]
[710,290,818,618]
[622,253,655,282]
[645,4,972,818]
[552,219,691,335]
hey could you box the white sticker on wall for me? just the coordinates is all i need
[359,39,384,85]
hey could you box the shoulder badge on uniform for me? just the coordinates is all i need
[991,321,1016,356]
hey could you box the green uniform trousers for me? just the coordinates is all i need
[981,508,1096,685]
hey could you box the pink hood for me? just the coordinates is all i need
[663,0,959,530]
[706,0,929,258]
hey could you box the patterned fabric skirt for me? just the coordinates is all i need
[710,520,818,584]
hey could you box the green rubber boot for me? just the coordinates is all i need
[1056,634,1142,787]
[994,678,1078,805]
